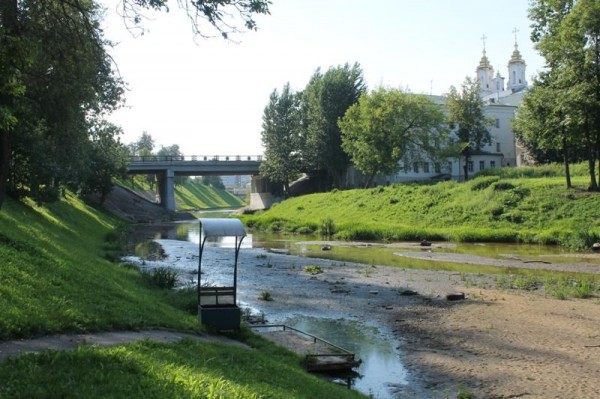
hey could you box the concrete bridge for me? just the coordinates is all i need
[127,155,273,211]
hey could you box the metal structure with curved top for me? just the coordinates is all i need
[197,218,246,330]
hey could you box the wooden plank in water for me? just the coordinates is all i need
[255,326,360,372]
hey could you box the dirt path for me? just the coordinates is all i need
[0,330,248,362]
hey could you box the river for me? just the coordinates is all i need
[124,215,600,398]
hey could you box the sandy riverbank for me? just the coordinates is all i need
[132,240,600,398]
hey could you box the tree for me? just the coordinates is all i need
[529,0,600,190]
[0,0,271,209]
[300,63,366,189]
[259,83,301,195]
[6,0,124,203]
[135,132,156,156]
[201,175,225,189]
[513,71,586,188]
[156,144,182,158]
[80,121,129,200]
[445,77,493,181]
[339,87,448,187]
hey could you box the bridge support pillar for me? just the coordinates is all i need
[249,175,280,210]
[157,169,176,211]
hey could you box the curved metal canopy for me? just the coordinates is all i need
[199,218,246,238]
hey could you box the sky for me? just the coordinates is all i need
[100,0,545,156]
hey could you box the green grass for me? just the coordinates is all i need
[0,194,198,339]
[243,164,600,248]
[0,195,366,397]
[175,180,244,211]
[117,176,245,211]
[0,338,364,399]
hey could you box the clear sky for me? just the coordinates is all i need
[100,0,545,156]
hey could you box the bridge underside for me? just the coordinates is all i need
[126,158,276,211]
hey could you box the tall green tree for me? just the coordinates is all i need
[339,87,448,187]
[445,77,493,181]
[260,83,301,196]
[301,62,366,189]
[0,0,271,209]
[80,120,129,200]
[513,71,587,188]
[7,0,124,203]
[529,0,600,190]
[133,132,155,156]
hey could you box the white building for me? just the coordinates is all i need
[350,37,529,186]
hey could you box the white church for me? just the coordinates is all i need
[348,36,530,186]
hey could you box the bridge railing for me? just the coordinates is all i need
[129,155,263,162]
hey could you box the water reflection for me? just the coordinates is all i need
[282,316,407,399]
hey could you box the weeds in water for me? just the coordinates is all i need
[498,273,600,299]
[455,385,475,399]
[258,291,273,301]
[304,265,323,275]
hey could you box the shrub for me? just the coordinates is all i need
[492,181,516,191]
[143,267,179,289]
[470,176,500,191]
[320,217,336,238]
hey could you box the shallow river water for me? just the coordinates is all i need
[125,217,598,398]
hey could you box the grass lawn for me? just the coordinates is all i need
[0,337,364,399]
[243,164,600,248]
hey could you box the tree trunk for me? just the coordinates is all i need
[588,158,598,191]
[584,118,598,191]
[463,153,470,182]
[0,0,19,209]
[561,129,572,189]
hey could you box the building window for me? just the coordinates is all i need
[447,161,452,173]
[490,160,496,168]
[479,161,485,171]
[434,162,441,173]
[467,161,474,172]
[495,118,500,128]
[423,162,430,173]
[413,162,419,173]
[496,142,501,152]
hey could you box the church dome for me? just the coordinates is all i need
[508,42,525,65]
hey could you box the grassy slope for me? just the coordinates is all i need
[0,194,197,339]
[244,164,600,245]
[118,177,244,210]
[175,180,244,210]
[0,338,363,399]
[0,195,362,398]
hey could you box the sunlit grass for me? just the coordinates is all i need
[0,339,364,399]
[0,195,198,340]
[243,164,600,248]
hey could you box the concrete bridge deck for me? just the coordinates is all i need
[126,155,270,211]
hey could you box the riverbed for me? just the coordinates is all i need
[124,222,600,398]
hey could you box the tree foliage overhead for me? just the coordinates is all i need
[300,62,366,189]
[445,77,493,181]
[0,0,271,209]
[117,0,271,39]
[339,87,448,187]
[527,0,600,190]
[259,82,301,195]
[5,0,127,203]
